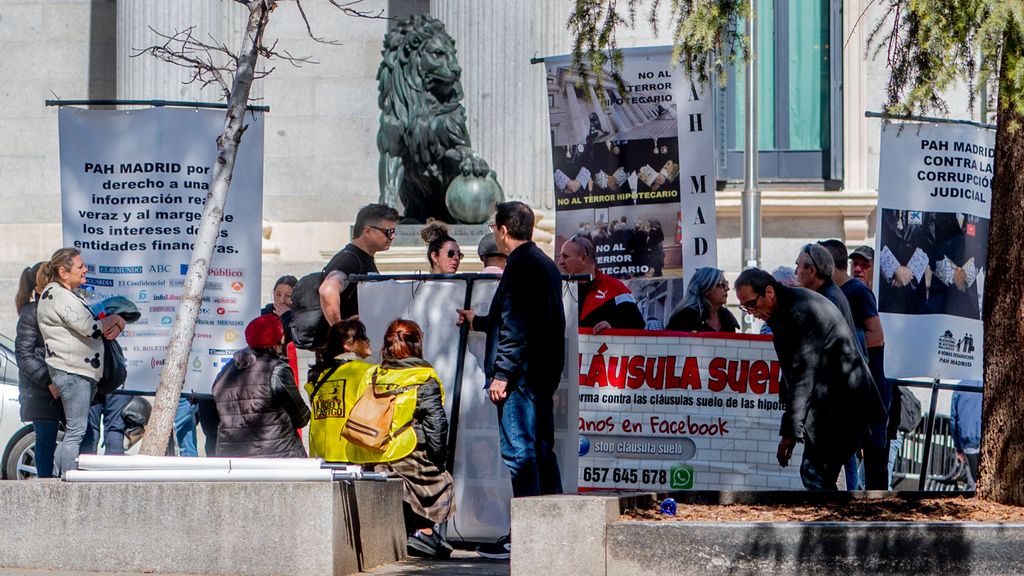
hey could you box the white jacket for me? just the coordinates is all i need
[36,282,104,381]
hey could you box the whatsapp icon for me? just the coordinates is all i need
[669,464,694,489]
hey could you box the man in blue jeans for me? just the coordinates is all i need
[457,201,566,559]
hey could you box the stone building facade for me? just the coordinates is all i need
[0,0,982,333]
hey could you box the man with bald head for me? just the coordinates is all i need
[557,236,644,333]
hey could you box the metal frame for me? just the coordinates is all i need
[44,99,270,112]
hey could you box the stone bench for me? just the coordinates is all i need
[0,479,405,575]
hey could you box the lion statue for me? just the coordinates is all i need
[376,15,495,224]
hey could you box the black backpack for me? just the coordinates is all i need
[289,270,328,350]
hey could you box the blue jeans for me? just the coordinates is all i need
[888,436,904,489]
[81,393,132,455]
[843,453,862,491]
[32,419,60,478]
[496,385,562,498]
[50,369,97,476]
[174,398,198,457]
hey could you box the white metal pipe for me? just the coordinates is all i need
[65,468,336,482]
[77,455,336,471]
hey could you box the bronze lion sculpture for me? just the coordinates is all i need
[376,15,496,224]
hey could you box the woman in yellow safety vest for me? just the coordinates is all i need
[369,319,455,560]
[304,319,376,461]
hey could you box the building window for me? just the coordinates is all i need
[719,0,841,182]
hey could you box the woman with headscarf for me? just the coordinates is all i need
[211,314,310,458]
[14,262,63,477]
[666,267,739,333]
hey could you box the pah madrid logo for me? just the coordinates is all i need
[937,329,977,368]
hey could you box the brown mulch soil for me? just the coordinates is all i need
[623,496,1024,523]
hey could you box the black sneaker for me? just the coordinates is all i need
[475,534,511,560]
[408,530,451,559]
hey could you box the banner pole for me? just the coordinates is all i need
[917,378,942,490]
[740,5,762,332]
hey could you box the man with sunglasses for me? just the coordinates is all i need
[734,268,884,491]
[319,203,400,326]
[557,235,644,334]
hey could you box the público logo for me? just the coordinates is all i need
[669,464,694,489]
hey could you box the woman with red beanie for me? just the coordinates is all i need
[212,314,310,457]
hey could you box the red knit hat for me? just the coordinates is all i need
[245,314,284,349]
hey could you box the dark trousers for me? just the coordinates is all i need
[800,439,853,491]
[862,441,891,490]
[196,397,220,457]
[496,385,563,498]
[32,419,60,478]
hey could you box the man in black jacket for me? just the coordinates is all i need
[457,201,565,559]
[735,268,884,490]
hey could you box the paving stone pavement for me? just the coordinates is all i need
[367,549,510,576]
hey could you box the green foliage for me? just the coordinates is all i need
[869,0,1024,121]
[569,0,749,91]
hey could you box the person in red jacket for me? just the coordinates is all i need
[557,235,644,333]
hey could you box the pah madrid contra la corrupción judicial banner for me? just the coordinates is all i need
[544,46,717,283]
[875,121,993,382]
[58,107,264,395]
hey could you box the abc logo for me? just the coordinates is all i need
[669,464,694,489]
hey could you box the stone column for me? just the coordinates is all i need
[431,0,574,214]
[117,2,250,102]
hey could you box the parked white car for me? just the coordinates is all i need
[0,333,38,479]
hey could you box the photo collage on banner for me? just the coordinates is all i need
[876,121,993,381]
[545,46,717,288]
[58,107,264,395]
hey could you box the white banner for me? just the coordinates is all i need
[58,107,264,394]
[545,46,717,286]
[578,331,804,491]
[358,278,579,541]
[876,121,993,380]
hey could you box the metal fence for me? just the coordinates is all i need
[890,379,982,491]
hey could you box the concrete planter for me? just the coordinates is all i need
[0,479,406,576]
[512,491,1024,576]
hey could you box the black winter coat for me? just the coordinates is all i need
[766,286,885,459]
[15,301,63,422]
[212,348,310,458]
[382,357,449,470]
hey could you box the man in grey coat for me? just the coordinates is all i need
[736,268,885,490]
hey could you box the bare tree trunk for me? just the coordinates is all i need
[978,28,1024,504]
[140,1,270,455]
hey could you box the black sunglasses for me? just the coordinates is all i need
[369,225,397,238]
[447,249,465,259]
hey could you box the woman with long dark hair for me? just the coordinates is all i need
[666,267,739,333]
[14,262,63,477]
